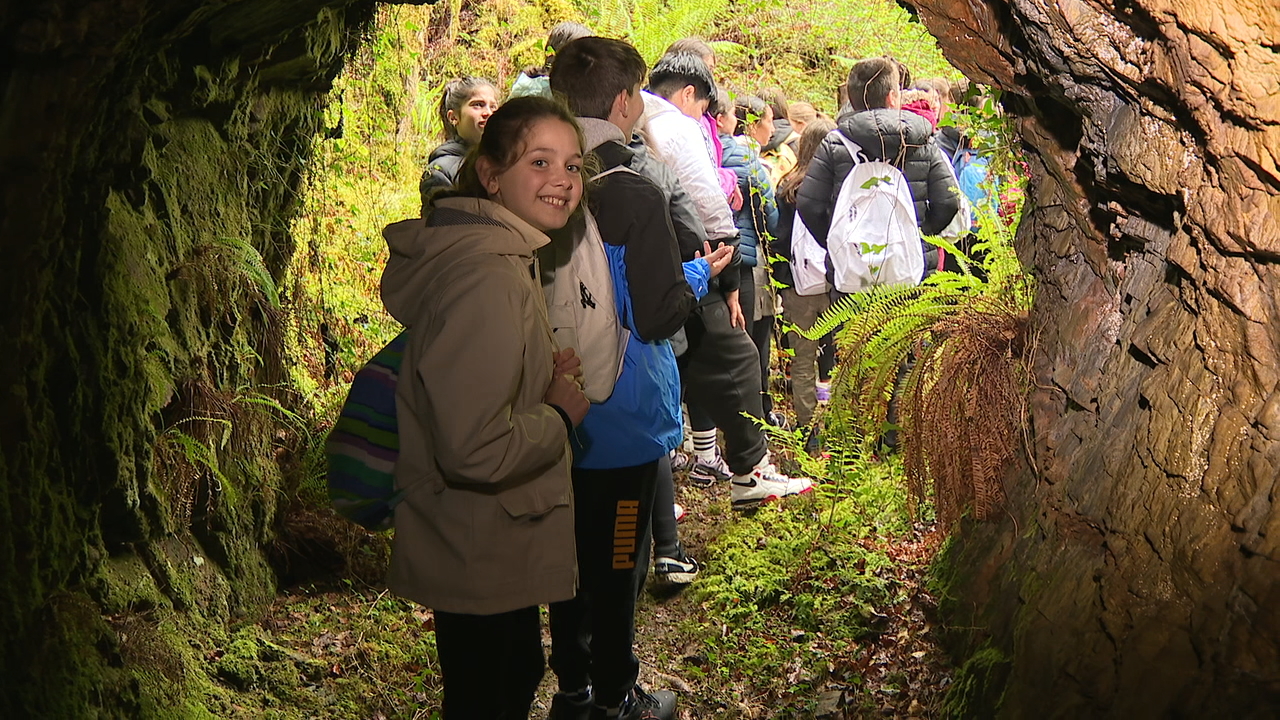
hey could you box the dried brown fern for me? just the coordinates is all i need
[900,300,1028,529]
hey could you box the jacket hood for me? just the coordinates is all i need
[837,109,933,162]
[577,117,627,154]
[762,118,793,154]
[642,90,682,121]
[428,140,470,163]
[381,197,550,323]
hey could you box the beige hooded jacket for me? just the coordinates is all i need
[381,197,576,616]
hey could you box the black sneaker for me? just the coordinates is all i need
[590,686,676,720]
[653,543,700,585]
[550,686,593,720]
[688,451,731,487]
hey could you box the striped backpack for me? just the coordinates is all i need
[326,332,407,531]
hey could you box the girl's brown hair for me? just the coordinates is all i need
[437,77,498,142]
[777,118,836,204]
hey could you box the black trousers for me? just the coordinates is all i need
[549,461,659,708]
[749,314,774,415]
[434,605,544,719]
[737,263,775,416]
[680,297,768,476]
[651,458,678,559]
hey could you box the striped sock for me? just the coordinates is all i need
[693,429,718,463]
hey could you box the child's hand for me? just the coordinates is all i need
[552,348,583,381]
[545,373,589,426]
[696,241,734,278]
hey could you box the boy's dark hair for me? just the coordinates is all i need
[437,77,497,141]
[550,36,647,120]
[648,52,716,103]
[444,96,584,201]
[663,36,714,65]
[732,95,767,136]
[846,57,900,112]
[759,87,788,121]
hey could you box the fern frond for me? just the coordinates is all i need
[212,236,281,308]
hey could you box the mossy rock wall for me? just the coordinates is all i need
[0,1,374,715]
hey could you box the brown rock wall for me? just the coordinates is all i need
[909,0,1280,714]
[0,0,373,714]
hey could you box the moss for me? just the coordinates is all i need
[213,624,327,713]
[93,553,171,615]
[941,643,1011,719]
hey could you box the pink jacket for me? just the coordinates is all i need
[903,100,939,130]
[700,113,738,197]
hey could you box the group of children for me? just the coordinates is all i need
[385,24,970,720]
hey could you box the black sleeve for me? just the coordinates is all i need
[796,142,837,247]
[595,175,696,343]
[666,170,710,261]
[718,234,742,294]
[774,197,796,263]
[419,168,452,214]
[920,144,961,236]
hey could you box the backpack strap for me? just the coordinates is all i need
[590,164,640,183]
[829,130,867,166]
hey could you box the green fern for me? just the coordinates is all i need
[211,236,281,308]
[800,194,1033,525]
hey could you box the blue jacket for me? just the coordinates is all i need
[569,138,708,469]
[719,134,778,268]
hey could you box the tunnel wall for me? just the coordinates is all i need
[906,0,1280,716]
[0,1,374,714]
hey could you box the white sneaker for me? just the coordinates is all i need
[730,459,813,510]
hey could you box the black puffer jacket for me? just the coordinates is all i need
[418,140,469,211]
[796,109,959,245]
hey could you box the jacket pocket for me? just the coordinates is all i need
[496,468,570,519]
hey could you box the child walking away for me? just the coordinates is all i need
[548,36,731,720]
[382,96,590,719]
[773,118,837,442]
[715,93,781,425]
[508,21,592,100]
[796,57,959,282]
[418,77,499,211]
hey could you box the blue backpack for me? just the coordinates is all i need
[326,332,408,531]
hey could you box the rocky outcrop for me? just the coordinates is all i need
[0,1,374,715]
[907,0,1280,715]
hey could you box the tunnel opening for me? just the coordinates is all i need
[3,0,1279,716]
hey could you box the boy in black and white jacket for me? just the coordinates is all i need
[545,35,732,720]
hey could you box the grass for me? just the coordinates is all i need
[634,452,948,718]
[216,446,948,718]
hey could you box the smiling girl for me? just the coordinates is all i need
[382,96,590,719]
